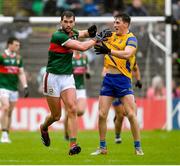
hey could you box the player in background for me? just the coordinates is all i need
[64,50,91,140]
[91,13,144,156]
[0,37,29,143]
[40,10,111,155]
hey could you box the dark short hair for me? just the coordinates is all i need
[7,37,19,45]
[61,10,75,21]
[114,13,131,25]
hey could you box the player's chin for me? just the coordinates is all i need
[65,28,72,33]
[115,29,119,33]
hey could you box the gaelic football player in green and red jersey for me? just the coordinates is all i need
[64,50,91,140]
[40,10,112,155]
[0,37,29,143]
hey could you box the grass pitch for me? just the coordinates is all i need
[0,130,179,165]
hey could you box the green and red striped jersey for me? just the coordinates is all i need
[47,29,79,74]
[0,49,23,91]
[72,53,88,89]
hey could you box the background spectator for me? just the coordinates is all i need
[56,0,83,16]
[172,79,180,98]
[172,0,180,20]
[126,0,148,16]
[83,0,100,16]
[32,0,44,16]
[146,75,166,99]
[43,0,57,16]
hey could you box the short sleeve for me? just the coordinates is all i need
[51,31,69,46]
[126,36,138,48]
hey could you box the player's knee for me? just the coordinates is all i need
[2,104,10,112]
[67,104,77,117]
[99,110,107,120]
[67,101,77,111]
[127,111,136,121]
[68,111,76,118]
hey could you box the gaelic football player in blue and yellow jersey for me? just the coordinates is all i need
[91,13,144,156]
[40,10,112,155]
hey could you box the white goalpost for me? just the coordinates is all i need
[0,0,173,130]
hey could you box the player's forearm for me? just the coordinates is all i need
[19,71,28,88]
[134,65,141,80]
[111,50,132,60]
[78,39,96,51]
[134,72,141,81]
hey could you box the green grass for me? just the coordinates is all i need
[0,130,180,165]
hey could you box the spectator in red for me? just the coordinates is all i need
[146,75,166,99]
[172,80,180,98]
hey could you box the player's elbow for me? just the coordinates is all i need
[124,52,133,60]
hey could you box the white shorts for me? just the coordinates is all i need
[76,89,87,99]
[0,88,19,102]
[43,72,75,97]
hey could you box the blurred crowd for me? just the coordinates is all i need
[0,0,162,17]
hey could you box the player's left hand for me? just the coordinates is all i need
[24,87,29,97]
[94,29,112,42]
[88,25,97,37]
[135,80,142,89]
[94,42,111,55]
[85,72,91,79]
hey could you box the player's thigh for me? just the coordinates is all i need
[0,89,10,109]
[9,91,18,111]
[121,94,136,114]
[76,89,87,111]
[99,95,113,118]
[61,88,77,112]
[46,96,62,117]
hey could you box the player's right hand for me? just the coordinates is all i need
[135,80,142,89]
[94,42,111,55]
[24,87,29,97]
[88,25,97,37]
[94,29,112,42]
[85,72,91,79]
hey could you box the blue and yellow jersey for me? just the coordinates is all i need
[104,31,137,79]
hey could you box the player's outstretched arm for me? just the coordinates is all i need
[65,29,112,51]
[65,39,96,51]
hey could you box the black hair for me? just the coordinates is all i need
[7,37,19,45]
[114,13,131,25]
[61,10,75,21]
